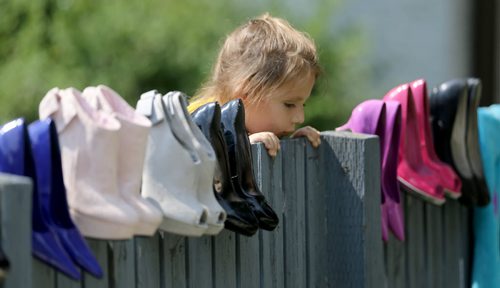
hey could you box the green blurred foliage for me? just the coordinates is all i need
[0,0,369,130]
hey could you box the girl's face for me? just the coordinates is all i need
[243,72,315,137]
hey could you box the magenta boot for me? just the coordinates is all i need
[383,84,445,205]
[409,79,462,199]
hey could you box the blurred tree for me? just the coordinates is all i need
[0,0,369,131]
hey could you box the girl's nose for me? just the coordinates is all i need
[293,109,304,124]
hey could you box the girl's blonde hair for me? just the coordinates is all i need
[194,13,320,105]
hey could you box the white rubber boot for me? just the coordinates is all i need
[136,90,208,236]
[82,85,163,236]
[164,91,226,235]
[39,87,139,239]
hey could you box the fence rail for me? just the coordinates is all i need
[0,132,469,288]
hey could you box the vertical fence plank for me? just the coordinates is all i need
[460,205,471,288]
[385,233,406,288]
[425,202,444,288]
[161,233,187,288]
[32,258,56,288]
[405,194,425,288]
[305,141,327,288]
[83,239,108,288]
[236,231,260,288]
[321,132,384,288]
[0,175,33,288]
[385,191,407,288]
[136,234,160,288]
[443,201,459,288]
[110,239,135,288]
[187,236,213,288]
[57,272,82,288]
[255,143,284,288]
[253,144,271,288]
[213,230,236,288]
[235,145,263,288]
[443,200,461,288]
[281,139,307,288]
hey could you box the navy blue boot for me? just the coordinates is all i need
[0,118,81,279]
[28,119,103,278]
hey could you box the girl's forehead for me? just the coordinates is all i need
[274,73,316,100]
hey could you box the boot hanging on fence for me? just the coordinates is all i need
[409,79,462,199]
[337,99,405,242]
[0,118,81,279]
[163,91,226,235]
[137,90,209,236]
[220,99,279,231]
[465,79,490,206]
[39,88,140,240]
[429,79,490,206]
[82,85,163,236]
[472,105,500,288]
[191,101,259,236]
[384,84,446,205]
[28,118,103,278]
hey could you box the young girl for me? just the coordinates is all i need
[189,13,321,157]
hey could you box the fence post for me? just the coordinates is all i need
[0,173,33,288]
[321,131,385,288]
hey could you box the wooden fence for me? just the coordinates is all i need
[0,132,470,288]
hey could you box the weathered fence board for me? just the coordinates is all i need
[58,271,81,288]
[32,258,55,287]
[305,142,327,288]
[406,194,425,288]
[444,200,461,288]
[256,144,285,288]
[322,131,385,288]
[282,139,307,288]
[136,235,160,288]
[110,239,135,288]
[213,230,236,288]
[0,175,32,288]
[425,201,444,288]
[83,239,108,288]
[161,233,187,288]
[0,133,472,288]
[187,235,213,288]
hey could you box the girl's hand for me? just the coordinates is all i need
[291,126,321,148]
[249,132,281,157]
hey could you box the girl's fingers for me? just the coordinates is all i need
[291,126,321,148]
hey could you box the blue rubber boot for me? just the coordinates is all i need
[0,118,81,280]
[28,119,103,278]
[472,106,500,288]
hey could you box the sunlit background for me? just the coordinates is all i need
[0,0,497,130]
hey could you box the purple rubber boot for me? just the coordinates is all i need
[382,101,405,241]
[337,100,389,241]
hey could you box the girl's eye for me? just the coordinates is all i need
[284,103,296,108]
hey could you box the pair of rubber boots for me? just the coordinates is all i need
[190,99,279,236]
[39,87,163,239]
[383,80,462,206]
[137,90,227,237]
[0,118,102,279]
[429,78,490,207]
[337,99,405,242]
[471,104,500,288]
